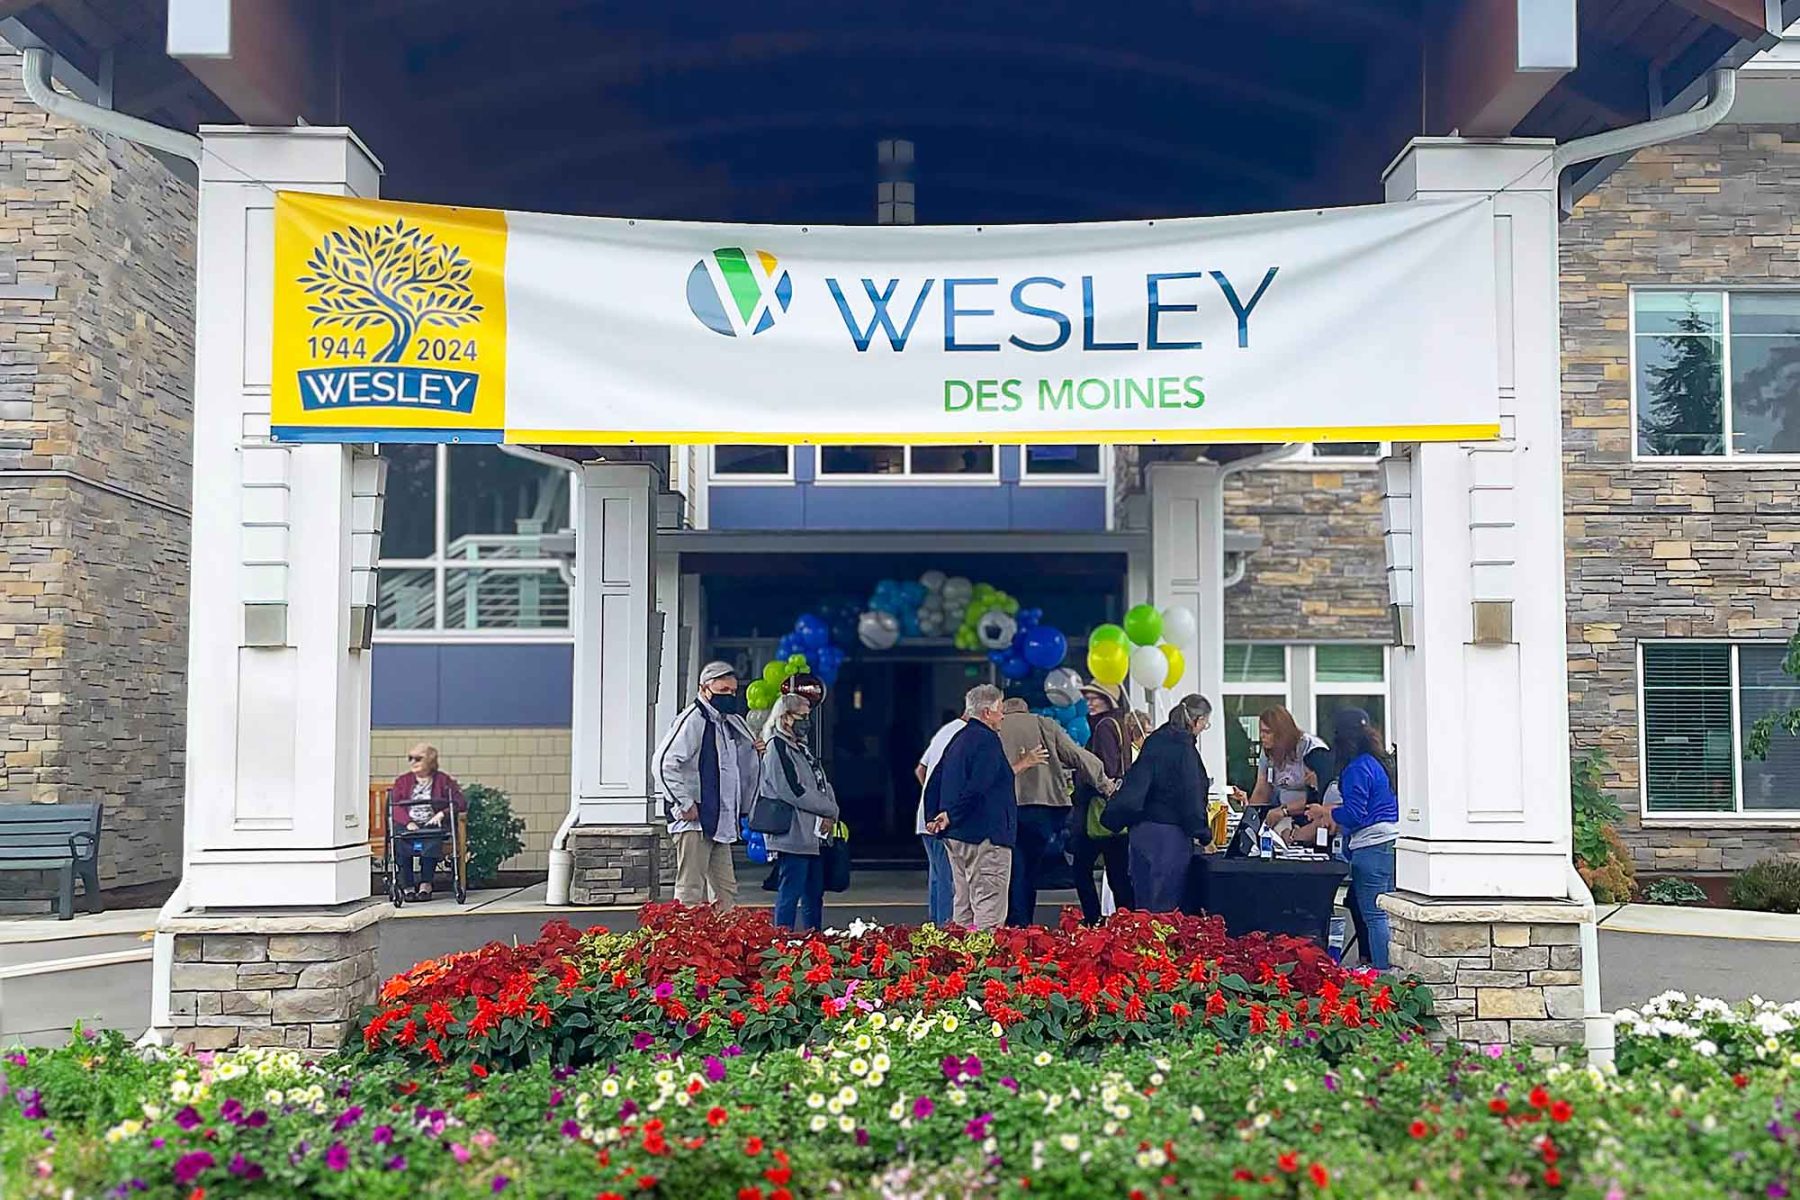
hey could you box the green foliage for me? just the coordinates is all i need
[1745,626,1800,762]
[1728,856,1800,914]
[462,783,525,885]
[1644,877,1709,906]
[1637,303,1724,455]
[1569,749,1621,869]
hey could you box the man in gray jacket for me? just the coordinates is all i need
[654,661,762,910]
[1000,697,1111,927]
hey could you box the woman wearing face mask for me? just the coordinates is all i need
[1101,694,1216,913]
[757,693,840,931]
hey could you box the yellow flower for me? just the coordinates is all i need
[942,1014,960,1033]
[854,1034,872,1052]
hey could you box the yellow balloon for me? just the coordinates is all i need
[1087,640,1129,686]
[1160,643,1186,690]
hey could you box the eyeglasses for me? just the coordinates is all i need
[407,754,424,762]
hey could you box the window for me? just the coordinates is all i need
[376,445,573,634]
[712,445,791,477]
[1220,643,1391,791]
[1024,444,1103,477]
[1222,644,1290,793]
[1641,643,1800,816]
[1308,442,1382,459]
[1633,290,1800,458]
[818,445,995,477]
[1313,644,1388,735]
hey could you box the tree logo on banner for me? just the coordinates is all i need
[686,247,794,337]
[297,218,483,364]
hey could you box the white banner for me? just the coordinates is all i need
[272,194,1500,445]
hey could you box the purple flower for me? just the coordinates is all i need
[695,983,711,1001]
[723,1044,744,1058]
[1000,1077,1019,1093]
[493,1177,511,1193]
[337,1079,354,1098]
[173,1106,202,1131]
[325,1142,350,1172]
[5,1052,26,1067]
[385,1154,408,1172]
[653,982,675,1001]
[1770,1121,1788,1140]
[560,1119,581,1138]
[150,1137,165,1150]
[550,1089,565,1106]
[964,1113,994,1140]
[962,1055,983,1079]
[619,1100,639,1120]
[451,1143,472,1165]
[220,1098,244,1125]
[912,1096,935,1120]
[1324,1073,1340,1093]
[333,1105,364,1131]
[1769,1185,1790,1200]
[941,1055,962,1081]
[372,1125,394,1145]
[172,1150,216,1186]
[684,1021,701,1038]
[631,1031,655,1052]
[20,1090,45,1120]
[228,1153,264,1181]
[855,1129,870,1147]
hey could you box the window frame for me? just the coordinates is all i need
[374,444,576,643]
[1628,287,1800,467]
[812,443,1003,483]
[1636,639,1800,824]
[708,444,795,483]
[1018,443,1110,486]
[1219,642,1392,743]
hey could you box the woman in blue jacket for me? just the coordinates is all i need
[1314,708,1400,969]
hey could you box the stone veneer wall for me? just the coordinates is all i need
[0,44,195,891]
[1562,125,1800,872]
[1223,465,1390,643]
[371,727,572,871]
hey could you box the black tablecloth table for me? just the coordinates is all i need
[1183,855,1350,947]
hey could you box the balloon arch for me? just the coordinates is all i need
[743,571,1197,747]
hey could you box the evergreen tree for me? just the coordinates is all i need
[1638,306,1723,456]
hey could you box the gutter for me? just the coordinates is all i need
[1552,68,1737,213]
[20,47,202,164]
[1564,864,1616,1066]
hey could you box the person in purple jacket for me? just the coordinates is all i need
[1311,708,1400,969]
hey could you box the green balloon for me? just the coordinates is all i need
[1089,623,1128,648]
[1123,604,1164,647]
[762,661,788,686]
[745,679,778,709]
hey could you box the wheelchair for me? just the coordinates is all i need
[384,803,468,907]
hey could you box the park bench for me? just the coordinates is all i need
[0,803,103,920]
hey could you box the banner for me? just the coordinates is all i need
[271,192,1500,446]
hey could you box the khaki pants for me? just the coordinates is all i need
[945,839,1011,930]
[673,829,737,910]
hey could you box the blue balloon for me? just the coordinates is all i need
[1068,717,1091,745]
[795,613,830,651]
[1001,653,1031,681]
[1015,608,1040,631]
[1021,625,1068,671]
[987,649,1008,665]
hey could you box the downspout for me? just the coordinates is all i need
[20,47,203,163]
[1552,68,1737,212]
[499,445,584,903]
[1565,864,1615,1067]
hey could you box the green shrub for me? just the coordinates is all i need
[1570,749,1636,902]
[1727,856,1800,914]
[463,782,526,885]
[1645,877,1708,906]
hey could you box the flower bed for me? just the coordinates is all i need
[3,914,1798,1199]
[361,906,1430,1071]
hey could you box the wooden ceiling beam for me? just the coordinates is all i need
[170,0,333,125]
[1666,0,1780,44]
[1428,0,1576,137]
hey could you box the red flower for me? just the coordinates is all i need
[1544,1167,1563,1188]
[1733,1073,1749,1089]
[1527,1086,1550,1110]
[770,1191,792,1200]
[1233,1169,1255,1182]
[707,1106,729,1128]
[1488,1098,1508,1115]
[1408,1120,1430,1139]
[744,1136,764,1157]
[1278,1150,1300,1173]
[1549,1100,1573,1123]
[1310,1163,1330,1189]
[470,1063,488,1078]
[737,1190,762,1200]
[396,1081,419,1096]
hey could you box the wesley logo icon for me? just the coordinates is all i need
[686,248,792,337]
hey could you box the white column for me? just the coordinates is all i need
[182,128,384,909]
[1381,139,1572,899]
[1147,461,1226,791]
[569,462,659,826]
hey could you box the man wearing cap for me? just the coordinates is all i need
[654,661,763,910]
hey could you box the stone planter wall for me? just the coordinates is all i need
[1381,892,1593,1058]
[163,901,387,1052]
[568,825,674,906]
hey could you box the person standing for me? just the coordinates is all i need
[914,712,965,926]
[1000,698,1110,927]
[1068,682,1139,923]
[1104,694,1216,913]
[1309,708,1400,969]
[654,661,762,911]
[758,693,839,932]
[922,684,1019,929]
[388,743,465,902]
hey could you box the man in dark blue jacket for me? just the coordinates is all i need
[924,683,1023,929]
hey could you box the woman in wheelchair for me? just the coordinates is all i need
[388,743,466,901]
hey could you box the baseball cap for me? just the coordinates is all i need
[698,661,738,686]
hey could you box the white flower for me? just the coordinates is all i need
[1253,1112,1271,1129]
[990,1021,1004,1038]
[1696,1040,1718,1057]
[1034,1051,1053,1067]
[838,1115,856,1133]
[1189,1105,1206,1124]
[942,1014,960,1033]
[854,1035,872,1052]
[103,1120,143,1144]
[1059,1134,1080,1151]
[1283,1078,1299,1094]
[873,1053,891,1072]
[867,1072,885,1088]
[838,1086,859,1106]
[601,1079,620,1098]
[809,1114,829,1132]
[870,1012,888,1030]
[889,1100,905,1121]
[827,1098,844,1115]
[1103,1120,1120,1136]
[807,1092,826,1110]
[850,1058,869,1077]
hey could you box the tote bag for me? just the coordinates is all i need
[821,821,852,893]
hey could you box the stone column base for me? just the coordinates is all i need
[1380,891,1593,1057]
[568,825,673,906]
[161,899,388,1053]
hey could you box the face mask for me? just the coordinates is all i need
[709,691,745,717]
[790,716,813,740]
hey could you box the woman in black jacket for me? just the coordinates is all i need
[1102,694,1214,913]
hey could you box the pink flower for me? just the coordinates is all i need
[473,1130,496,1150]
[451,1142,471,1164]
[1485,1044,1506,1058]
[912,1096,935,1119]
[172,1150,216,1185]
[325,1142,350,1172]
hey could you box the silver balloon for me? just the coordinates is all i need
[920,569,948,593]
[975,608,1017,650]
[857,609,901,650]
[942,575,974,603]
[1044,667,1084,708]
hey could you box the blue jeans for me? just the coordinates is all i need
[1346,840,1397,969]
[774,853,824,931]
[922,835,954,926]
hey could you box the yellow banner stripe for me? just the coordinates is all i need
[503,424,1502,446]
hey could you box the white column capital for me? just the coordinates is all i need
[1382,137,1557,201]
[198,125,383,194]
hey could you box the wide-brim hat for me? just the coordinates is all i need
[1079,681,1123,707]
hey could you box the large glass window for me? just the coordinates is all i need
[1633,290,1800,457]
[376,445,573,634]
[1024,445,1103,476]
[713,445,791,476]
[818,445,994,477]
[1641,643,1800,815]
[1220,643,1391,790]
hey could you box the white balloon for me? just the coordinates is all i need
[1130,645,1168,690]
[942,576,973,603]
[857,610,900,650]
[1044,667,1084,708]
[920,569,948,593]
[976,608,1018,650]
[1160,604,1199,649]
